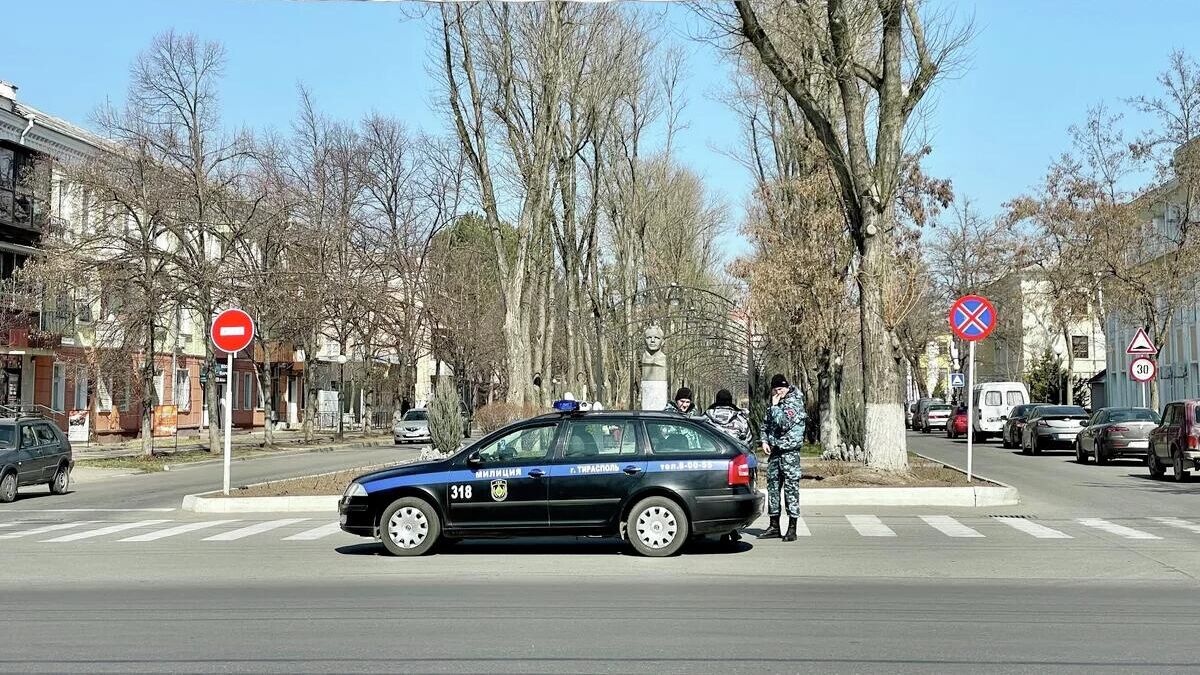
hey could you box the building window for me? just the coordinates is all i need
[153,369,165,404]
[97,377,113,413]
[175,368,191,411]
[243,372,254,410]
[1071,336,1089,359]
[51,363,66,412]
[73,367,88,411]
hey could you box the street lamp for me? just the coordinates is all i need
[336,353,348,440]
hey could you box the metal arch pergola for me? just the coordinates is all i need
[606,283,768,409]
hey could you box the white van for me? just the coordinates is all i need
[971,382,1030,442]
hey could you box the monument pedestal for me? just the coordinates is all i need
[640,380,668,411]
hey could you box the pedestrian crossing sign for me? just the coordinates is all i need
[950,373,965,389]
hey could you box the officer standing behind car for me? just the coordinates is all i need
[759,374,806,542]
[664,387,696,416]
[704,388,751,445]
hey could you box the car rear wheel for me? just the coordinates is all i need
[0,472,16,503]
[1031,434,1042,455]
[48,464,69,495]
[1094,442,1109,465]
[1075,440,1088,464]
[1173,450,1190,483]
[379,497,441,556]
[1148,450,1166,480]
[626,496,689,557]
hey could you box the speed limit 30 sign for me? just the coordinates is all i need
[1130,357,1156,383]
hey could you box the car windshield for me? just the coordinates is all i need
[1039,406,1088,417]
[929,405,951,412]
[0,425,13,447]
[403,410,428,422]
[1108,409,1159,423]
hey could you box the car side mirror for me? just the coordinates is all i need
[1079,420,1088,426]
[466,451,482,468]
[1000,416,1008,421]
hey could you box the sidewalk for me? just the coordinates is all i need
[73,428,392,460]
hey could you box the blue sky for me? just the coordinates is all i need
[5,0,1200,255]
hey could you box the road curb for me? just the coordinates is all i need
[181,461,405,513]
[776,453,1019,507]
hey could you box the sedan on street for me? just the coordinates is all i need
[394,409,431,444]
[1075,407,1160,465]
[1021,405,1089,455]
[1000,404,1040,449]
[946,406,968,439]
[922,404,952,433]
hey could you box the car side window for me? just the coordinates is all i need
[1164,404,1180,426]
[562,421,638,459]
[1092,411,1106,426]
[645,422,725,456]
[475,424,557,464]
[19,426,37,448]
[34,425,57,444]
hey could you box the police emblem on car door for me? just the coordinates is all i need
[490,479,508,502]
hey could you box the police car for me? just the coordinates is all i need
[339,401,762,557]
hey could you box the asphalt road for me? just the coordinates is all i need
[4,429,1200,673]
[4,441,419,511]
[2,577,1196,674]
[906,428,1197,516]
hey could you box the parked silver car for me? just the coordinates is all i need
[1021,405,1089,455]
[393,409,431,445]
[1075,407,1160,464]
[922,403,953,433]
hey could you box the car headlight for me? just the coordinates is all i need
[344,482,367,498]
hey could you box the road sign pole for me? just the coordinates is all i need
[223,350,233,496]
[1142,381,1147,409]
[967,340,975,483]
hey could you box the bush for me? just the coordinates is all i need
[428,378,464,456]
[474,402,542,433]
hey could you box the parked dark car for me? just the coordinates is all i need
[0,416,74,503]
[1020,405,1089,455]
[1075,407,1159,465]
[1147,400,1200,482]
[912,398,944,433]
[340,405,762,557]
[1000,404,1040,449]
[946,406,968,439]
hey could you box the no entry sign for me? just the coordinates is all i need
[210,308,255,354]
[949,295,996,342]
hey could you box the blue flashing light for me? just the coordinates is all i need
[553,399,581,412]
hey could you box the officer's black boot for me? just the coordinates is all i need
[759,516,781,539]
[782,517,798,542]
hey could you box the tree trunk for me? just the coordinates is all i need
[255,353,274,449]
[859,210,907,471]
[1062,326,1075,406]
[817,348,842,451]
[140,353,155,457]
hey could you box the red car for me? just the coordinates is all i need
[1148,400,1200,481]
[946,407,968,439]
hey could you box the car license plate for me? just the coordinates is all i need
[1128,440,1149,449]
[1058,433,1076,440]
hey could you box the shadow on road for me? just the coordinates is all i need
[335,536,754,557]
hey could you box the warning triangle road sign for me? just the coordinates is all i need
[1126,327,1158,355]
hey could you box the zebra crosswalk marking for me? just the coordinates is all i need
[1151,517,1200,535]
[42,520,171,543]
[1077,518,1161,540]
[119,520,241,542]
[920,515,984,538]
[283,522,344,541]
[992,517,1072,539]
[202,518,309,541]
[845,515,896,537]
[0,521,93,539]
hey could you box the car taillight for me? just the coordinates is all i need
[1190,434,1199,450]
[728,454,751,486]
[1038,420,1049,428]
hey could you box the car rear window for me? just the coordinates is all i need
[1108,409,1159,423]
[1039,406,1088,417]
[929,405,951,412]
[645,422,725,455]
[1006,391,1025,406]
[984,391,1002,406]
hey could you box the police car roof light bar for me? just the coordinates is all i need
[552,399,581,413]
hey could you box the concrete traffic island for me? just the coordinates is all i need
[182,462,405,513]
[792,451,1019,506]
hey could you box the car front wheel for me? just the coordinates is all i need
[626,496,689,557]
[379,497,441,556]
[0,472,16,503]
[49,464,70,495]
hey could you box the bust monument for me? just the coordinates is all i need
[640,325,669,410]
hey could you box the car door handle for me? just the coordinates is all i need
[528,469,545,479]
[623,465,642,476]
